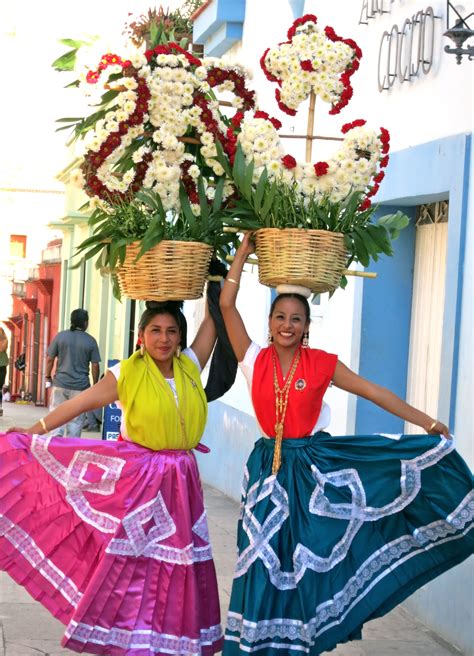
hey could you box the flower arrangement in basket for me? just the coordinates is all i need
[53,4,255,300]
[216,14,409,295]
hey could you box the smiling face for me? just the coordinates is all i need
[139,312,181,368]
[269,297,310,350]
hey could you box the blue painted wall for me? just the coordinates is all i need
[356,206,416,433]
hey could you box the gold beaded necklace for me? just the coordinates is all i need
[271,346,301,474]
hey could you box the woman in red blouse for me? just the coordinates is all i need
[219,233,473,656]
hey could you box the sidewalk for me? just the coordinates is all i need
[0,402,463,655]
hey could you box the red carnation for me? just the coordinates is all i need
[275,89,297,116]
[231,112,244,127]
[341,119,367,134]
[281,154,297,169]
[367,183,380,198]
[254,110,269,121]
[269,117,282,130]
[380,155,390,168]
[300,60,313,72]
[373,171,385,183]
[359,198,372,211]
[379,127,390,144]
[314,161,329,176]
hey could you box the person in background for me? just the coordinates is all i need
[219,232,473,656]
[45,308,101,437]
[0,327,9,417]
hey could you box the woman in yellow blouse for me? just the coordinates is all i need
[1,301,223,655]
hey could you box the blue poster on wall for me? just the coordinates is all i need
[102,359,122,441]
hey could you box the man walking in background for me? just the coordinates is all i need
[45,308,101,437]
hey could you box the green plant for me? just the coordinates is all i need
[217,143,409,287]
[74,178,238,299]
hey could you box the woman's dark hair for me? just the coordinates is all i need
[139,301,187,348]
[269,293,311,323]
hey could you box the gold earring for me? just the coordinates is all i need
[302,331,309,348]
[140,344,145,357]
[176,346,182,358]
[267,330,273,345]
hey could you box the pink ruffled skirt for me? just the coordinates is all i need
[0,432,223,655]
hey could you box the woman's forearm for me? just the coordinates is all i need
[220,248,247,309]
[365,384,435,431]
[10,374,118,435]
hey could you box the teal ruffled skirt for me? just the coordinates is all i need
[223,432,474,655]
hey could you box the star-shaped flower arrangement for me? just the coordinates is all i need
[260,13,362,116]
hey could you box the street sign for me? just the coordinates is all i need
[102,359,122,441]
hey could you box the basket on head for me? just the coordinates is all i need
[254,228,348,295]
[116,240,213,301]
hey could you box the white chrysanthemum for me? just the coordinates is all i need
[188,164,200,179]
[70,169,85,188]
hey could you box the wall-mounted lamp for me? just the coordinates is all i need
[444,2,474,63]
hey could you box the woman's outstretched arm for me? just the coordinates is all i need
[332,361,450,438]
[6,371,119,435]
[219,233,254,362]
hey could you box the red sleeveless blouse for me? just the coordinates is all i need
[251,346,338,439]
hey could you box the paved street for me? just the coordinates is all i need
[0,402,463,655]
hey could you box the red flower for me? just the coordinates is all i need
[324,26,338,41]
[287,14,318,39]
[275,89,296,116]
[380,155,390,168]
[373,171,385,184]
[367,183,380,198]
[381,143,390,154]
[314,161,329,176]
[300,60,313,72]
[281,154,297,169]
[379,127,390,144]
[341,119,367,134]
[344,38,362,59]
[255,111,282,130]
[269,116,282,130]
[231,111,244,127]
[359,198,372,211]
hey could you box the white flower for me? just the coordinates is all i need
[70,169,85,188]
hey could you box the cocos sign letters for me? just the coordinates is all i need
[377,7,439,92]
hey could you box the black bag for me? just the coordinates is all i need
[14,353,26,371]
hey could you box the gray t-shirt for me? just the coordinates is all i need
[48,329,101,391]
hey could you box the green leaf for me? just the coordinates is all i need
[366,224,393,256]
[214,140,232,177]
[254,168,268,214]
[55,117,84,123]
[212,177,225,212]
[354,226,379,257]
[150,21,160,48]
[58,38,88,48]
[351,231,370,267]
[260,182,277,221]
[51,50,78,71]
[243,158,255,199]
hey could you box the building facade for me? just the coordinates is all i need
[192,0,473,652]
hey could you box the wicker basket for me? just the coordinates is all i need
[116,240,213,301]
[254,228,348,294]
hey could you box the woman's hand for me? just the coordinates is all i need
[5,426,35,434]
[426,420,450,439]
[237,231,255,258]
